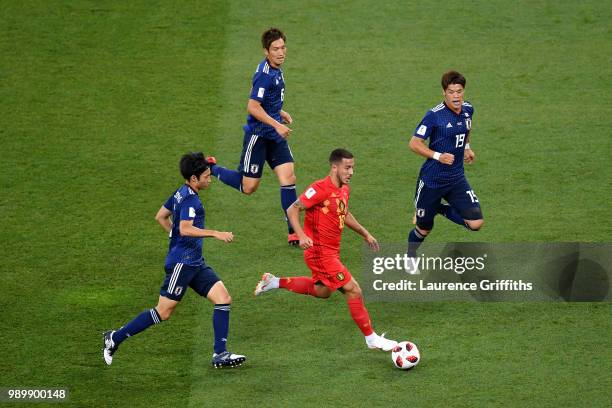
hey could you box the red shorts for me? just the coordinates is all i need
[304,252,352,291]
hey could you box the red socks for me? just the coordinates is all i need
[347,297,374,336]
[279,277,316,296]
[279,279,375,336]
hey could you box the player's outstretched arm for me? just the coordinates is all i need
[179,220,234,243]
[155,206,172,233]
[247,99,291,138]
[345,212,379,251]
[287,199,313,250]
[409,136,454,165]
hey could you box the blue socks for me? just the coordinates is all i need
[212,304,230,354]
[407,228,425,257]
[113,308,162,346]
[111,305,232,354]
[211,165,243,192]
[437,203,467,228]
[280,184,297,233]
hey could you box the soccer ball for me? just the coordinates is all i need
[391,341,420,370]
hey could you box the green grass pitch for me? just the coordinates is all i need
[1,1,610,407]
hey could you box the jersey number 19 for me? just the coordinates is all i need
[455,133,466,148]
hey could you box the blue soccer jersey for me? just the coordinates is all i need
[163,184,205,267]
[245,58,285,140]
[413,101,474,188]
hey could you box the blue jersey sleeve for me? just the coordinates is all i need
[249,72,274,103]
[463,103,474,136]
[163,194,173,211]
[414,110,436,140]
[179,195,201,222]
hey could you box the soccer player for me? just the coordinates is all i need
[254,149,398,351]
[406,71,484,271]
[208,27,299,245]
[103,152,246,368]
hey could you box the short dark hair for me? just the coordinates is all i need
[262,27,286,50]
[179,152,209,180]
[441,70,466,90]
[329,148,354,164]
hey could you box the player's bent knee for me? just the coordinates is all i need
[241,184,258,195]
[466,219,484,231]
[415,224,432,235]
[314,283,332,298]
[347,286,363,298]
[282,173,296,185]
[241,177,261,195]
[315,287,332,299]
[206,281,232,304]
[341,279,363,299]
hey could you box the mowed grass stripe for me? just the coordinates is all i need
[1,2,230,407]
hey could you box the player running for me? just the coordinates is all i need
[103,152,246,368]
[254,148,398,351]
[406,71,484,272]
[208,27,300,245]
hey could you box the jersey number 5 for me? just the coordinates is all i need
[455,133,466,148]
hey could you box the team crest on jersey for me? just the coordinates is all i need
[336,272,345,281]
[250,164,259,174]
[174,286,183,296]
[337,199,346,213]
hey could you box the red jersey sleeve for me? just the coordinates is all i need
[299,181,328,209]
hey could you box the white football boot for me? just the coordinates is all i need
[254,272,279,296]
[366,332,398,351]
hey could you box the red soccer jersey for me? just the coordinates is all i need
[299,176,350,255]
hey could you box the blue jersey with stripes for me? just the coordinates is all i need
[245,58,285,141]
[162,184,205,267]
[413,101,474,188]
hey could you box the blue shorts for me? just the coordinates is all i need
[238,130,294,178]
[413,177,482,226]
[160,263,220,301]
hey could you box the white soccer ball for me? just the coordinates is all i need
[391,341,420,370]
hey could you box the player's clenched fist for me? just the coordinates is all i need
[464,149,475,164]
[275,123,292,138]
[439,153,454,165]
[299,235,313,250]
